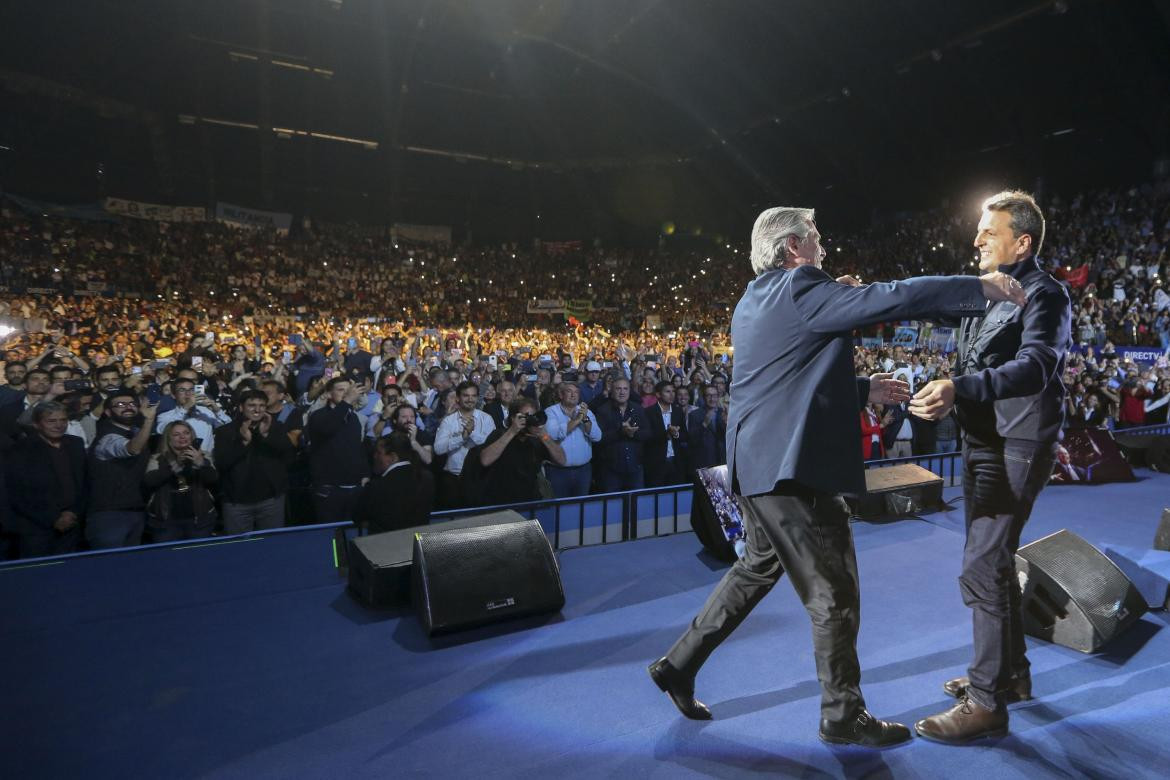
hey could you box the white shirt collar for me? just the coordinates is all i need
[381,460,411,477]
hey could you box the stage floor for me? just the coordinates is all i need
[3,471,1169,779]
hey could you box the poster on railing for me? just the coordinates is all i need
[1050,428,1135,485]
[691,465,746,561]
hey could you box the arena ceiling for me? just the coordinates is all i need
[2,0,1169,238]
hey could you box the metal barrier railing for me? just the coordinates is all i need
[1,454,969,568]
[429,483,694,550]
[1115,423,1170,437]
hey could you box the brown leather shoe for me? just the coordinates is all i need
[915,696,1008,744]
[648,657,712,720]
[942,675,1032,703]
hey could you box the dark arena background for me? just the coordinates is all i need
[3,1,1170,777]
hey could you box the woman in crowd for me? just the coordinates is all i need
[860,403,885,461]
[143,420,219,542]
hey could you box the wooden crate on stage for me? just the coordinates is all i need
[846,463,944,519]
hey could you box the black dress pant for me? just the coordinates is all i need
[665,482,864,723]
[960,436,1056,711]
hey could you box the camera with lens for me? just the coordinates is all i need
[524,409,547,428]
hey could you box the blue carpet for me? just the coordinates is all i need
[3,470,1169,778]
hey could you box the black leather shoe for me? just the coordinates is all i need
[819,710,912,748]
[942,675,1032,703]
[915,696,1008,744]
[647,657,711,720]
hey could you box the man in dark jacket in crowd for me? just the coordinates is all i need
[214,390,295,534]
[643,381,690,487]
[354,433,432,534]
[5,401,87,558]
[307,377,370,524]
[87,388,156,549]
[687,384,727,471]
[594,377,651,491]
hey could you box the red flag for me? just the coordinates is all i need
[1060,264,1089,288]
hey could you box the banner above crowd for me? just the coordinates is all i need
[2,193,116,223]
[391,223,451,245]
[525,299,565,314]
[105,197,207,223]
[215,202,293,234]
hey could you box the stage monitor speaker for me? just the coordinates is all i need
[1155,508,1170,552]
[348,510,526,608]
[413,518,565,636]
[1016,529,1147,653]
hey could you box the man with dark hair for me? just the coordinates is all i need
[354,432,432,533]
[9,368,60,428]
[687,384,727,470]
[3,360,28,393]
[644,380,689,487]
[368,383,403,439]
[307,377,370,524]
[154,376,231,454]
[93,365,124,399]
[464,398,566,506]
[87,388,157,549]
[381,403,434,467]
[4,402,87,558]
[214,389,294,534]
[434,380,495,508]
[910,190,1071,744]
[648,205,1023,748]
[261,378,299,427]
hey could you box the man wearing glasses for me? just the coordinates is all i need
[154,378,231,453]
[87,389,158,549]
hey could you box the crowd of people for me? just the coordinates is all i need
[1,179,1169,559]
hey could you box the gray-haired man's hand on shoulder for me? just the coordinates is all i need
[979,272,1027,306]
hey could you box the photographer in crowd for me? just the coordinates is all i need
[463,398,566,506]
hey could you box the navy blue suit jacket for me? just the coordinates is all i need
[726,265,986,496]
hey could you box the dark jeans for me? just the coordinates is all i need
[149,516,215,544]
[647,456,685,488]
[546,463,592,498]
[223,495,287,535]
[86,510,146,550]
[18,524,81,559]
[312,485,361,525]
[438,471,466,509]
[597,465,644,493]
[666,484,864,723]
[961,437,1056,711]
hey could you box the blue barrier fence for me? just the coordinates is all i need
[0,449,977,570]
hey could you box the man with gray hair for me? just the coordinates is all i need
[648,205,1026,747]
[4,401,87,558]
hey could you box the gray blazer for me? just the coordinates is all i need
[726,265,986,497]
